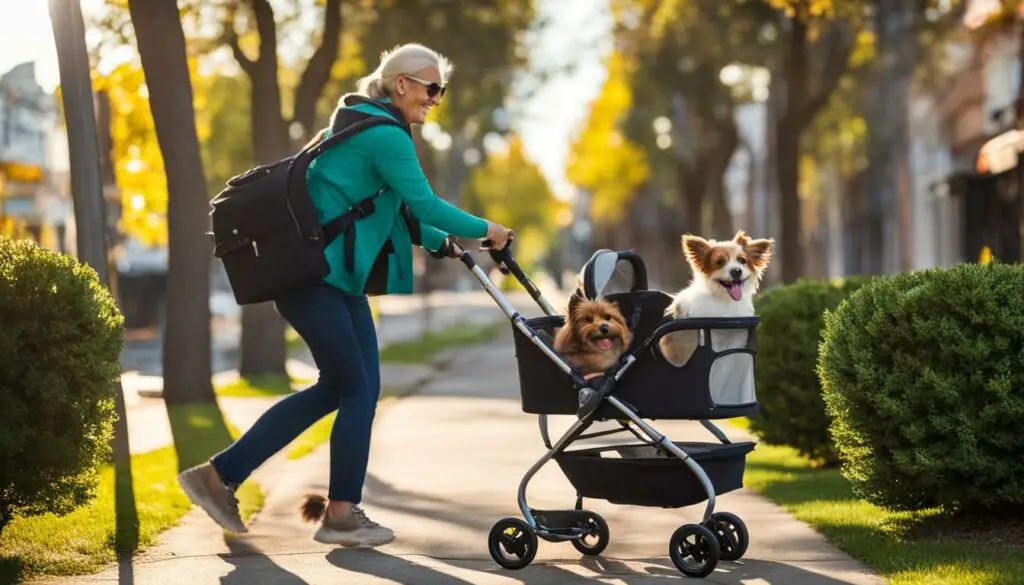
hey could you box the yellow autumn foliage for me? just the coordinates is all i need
[90,58,211,248]
[565,50,649,223]
[467,135,565,268]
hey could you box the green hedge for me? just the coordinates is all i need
[0,237,124,534]
[749,275,873,466]
[819,263,1024,512]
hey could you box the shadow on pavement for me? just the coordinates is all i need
[326,548,474,584]
[116,553,135,585]
[219,537,309,585]
[438,555,870,584]
[362,473,498,534]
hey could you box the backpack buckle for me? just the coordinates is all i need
[355,199,375,217]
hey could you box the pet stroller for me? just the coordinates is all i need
[451,240,759,579]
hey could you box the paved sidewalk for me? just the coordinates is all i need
[53,330,885,584]
[116,288,539,455]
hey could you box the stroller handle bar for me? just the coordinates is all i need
[448,238,581,380]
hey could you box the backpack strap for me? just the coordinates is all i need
[303,108,407,271]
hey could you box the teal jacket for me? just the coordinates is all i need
[306,97,489,295]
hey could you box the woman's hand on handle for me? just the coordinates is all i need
[483,221,514,251]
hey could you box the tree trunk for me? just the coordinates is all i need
[228,0,343,378]
[291,0,342,145]
[709,121,740,240]
[778,16,809,284]
[1017,11,1024,263]
[674,163,707,284]
[709,172,733,240]
[775,15,854,283]
[50,0,138,550]
[777,123,802,282]
[239,65,291,379]
[863,0,916,274]
[128,0,214,404]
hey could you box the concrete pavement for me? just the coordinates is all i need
[117,289,534,455]
[51,326,885,584]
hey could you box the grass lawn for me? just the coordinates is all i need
[286,413,337,460]
[744,443,1024,585]
[215,374,313,398]
[0,404,264,585]
[379,321,504,363]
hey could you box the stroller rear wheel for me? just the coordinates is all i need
[705,511,748,561]
[669,523,720,578]
[488,517,538,570]
[570,512,610,556]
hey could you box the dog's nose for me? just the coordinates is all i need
[730,267,742,279]
[599,324,609,334]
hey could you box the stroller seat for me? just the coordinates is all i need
[512,287,759,420]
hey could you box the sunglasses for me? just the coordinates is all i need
[403,74,447,98]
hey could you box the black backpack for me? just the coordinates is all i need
[210,98,420,305]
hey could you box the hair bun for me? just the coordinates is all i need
[357,75,386,99]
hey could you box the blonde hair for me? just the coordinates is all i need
[356,43,453,99]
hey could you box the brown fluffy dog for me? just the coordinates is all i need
[554,295,631,378]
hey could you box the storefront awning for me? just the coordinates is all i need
[976,128,1024,175]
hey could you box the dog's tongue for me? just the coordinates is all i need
[727,282,743,301]
[597,338,613,350]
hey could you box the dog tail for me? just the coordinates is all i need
[299,494,328,523]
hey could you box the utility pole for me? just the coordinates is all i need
[49,0,137,550]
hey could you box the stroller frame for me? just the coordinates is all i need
[454,242,756,578]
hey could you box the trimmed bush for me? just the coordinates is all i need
[749,275,873,466]
[0,237,124,534]
[819,262,1024,513]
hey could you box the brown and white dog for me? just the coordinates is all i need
[554,294,632,378]
[659,230,773,366]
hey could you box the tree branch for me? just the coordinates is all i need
[225,26,255,76]
[292,0,342,140]
[802,20,855,126]
[251,0,277,66]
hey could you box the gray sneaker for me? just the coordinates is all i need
[314,505,395,547]
[177,462,248,533]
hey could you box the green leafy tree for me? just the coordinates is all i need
[465,135,565,269]
[763,0,859,283]
[565,50,650,224]
[92,0,347,378]
[616,0,779,241]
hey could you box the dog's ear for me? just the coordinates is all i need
[733,229,750,246]
[744,237,774,270]
[566,289,584,318]
[682,235,711,271]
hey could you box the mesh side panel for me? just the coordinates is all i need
[707,329,756,406]
[709,353,756,406]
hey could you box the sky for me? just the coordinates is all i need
[0,0,611,202]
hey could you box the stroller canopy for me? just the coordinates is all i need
[577,249,648,299]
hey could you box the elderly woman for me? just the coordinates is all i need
[178,43,513,548]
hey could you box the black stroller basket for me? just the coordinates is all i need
[454,241,759,578]
[513,290,759,421]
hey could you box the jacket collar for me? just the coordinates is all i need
[341,94,410,132]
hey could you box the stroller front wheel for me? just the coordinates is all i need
[705,511,748,561]
[488,517,538,570]
[669,523,720,578]
[570,511,610,556]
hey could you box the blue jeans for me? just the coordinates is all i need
[211,284,381,503]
